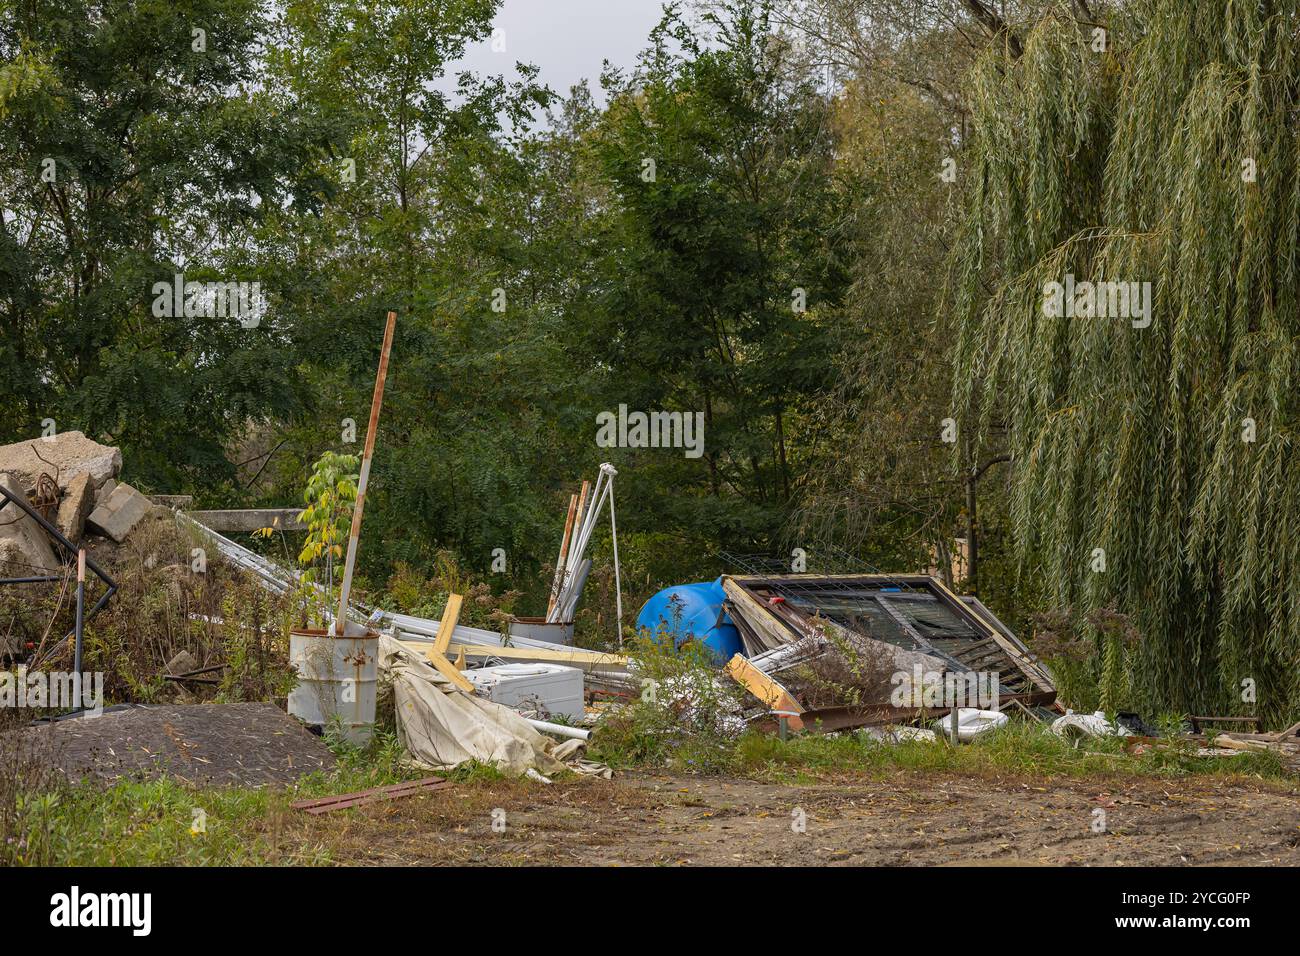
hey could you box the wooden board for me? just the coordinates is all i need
[724,654,804,730]
[403,640,626,669]
[426,649,475,693]
[430,593,464,659]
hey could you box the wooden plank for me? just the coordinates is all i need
[426,649,475,693]
[724,654,804,730]
[335,310,398,634]
[720,577,801,650]
[292,777,450,814]
[430,593,463,659]
[403,640,627,668]
[548,493,579,616]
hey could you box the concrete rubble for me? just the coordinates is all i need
[0,473,59,573]
[87,482,155,543]
[0,431,122,496]
[55,472,96,542]
[0,431,156,575]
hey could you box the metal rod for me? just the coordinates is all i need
[607,465,623,645]
[335,310,397,635]
[74,549,86,677]
[0,483,116,665]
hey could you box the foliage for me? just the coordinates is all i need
[950,1,1300,723]
[380,552,519,631]
[9,0,1294,724]
[0,0,330,487]
[296,450,359,614]
[588,629,746,772]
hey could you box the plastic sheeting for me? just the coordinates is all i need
[1050,710,1117,739]
[377,636,610,778]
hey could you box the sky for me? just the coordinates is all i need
[444,0,670,107]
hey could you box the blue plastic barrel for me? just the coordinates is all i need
[635,576,742,661]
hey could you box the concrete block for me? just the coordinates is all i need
[55,471,95,543]
[86,482,155,543]
[0,431,121,494]
[0,474,59,573]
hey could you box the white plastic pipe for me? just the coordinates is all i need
[526,718,590,741]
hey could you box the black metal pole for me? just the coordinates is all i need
[0,483,116,661]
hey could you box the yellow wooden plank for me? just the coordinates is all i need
[400,640,627,668]
[430,593,464,660]
[724,654,804,730]
[426,648,475,693]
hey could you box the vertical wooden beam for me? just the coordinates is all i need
[429,593,463,660]
[547,493,579,616]
[335,310,397,635]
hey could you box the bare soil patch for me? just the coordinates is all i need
[274,769,1300,866]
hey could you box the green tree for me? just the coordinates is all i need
[950,1,1300,722]
[0,0,333,487]
[588,0,852,556]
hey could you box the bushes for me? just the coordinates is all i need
[589,632,746,772]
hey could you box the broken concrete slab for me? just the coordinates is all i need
[0,431,121,495]
[96,478,117,505]
[0,473,60,573]
[166,649,199,675]
[86,481,155,543]
[189,508,306,532]
[55,471,95,543]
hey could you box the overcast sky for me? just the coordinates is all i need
[445,0,671,106]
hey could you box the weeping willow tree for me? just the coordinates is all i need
[951,0,1300,722]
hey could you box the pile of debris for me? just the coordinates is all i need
[0,431,158,574]
[637,571,1058,740]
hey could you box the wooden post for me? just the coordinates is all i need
[335,310,397,635]
[428,593,463,661]
[547,493,579,616]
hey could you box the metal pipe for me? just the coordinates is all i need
[605,463,622,644]
[74,549,85,677]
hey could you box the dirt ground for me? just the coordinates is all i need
[277,769,1300,866]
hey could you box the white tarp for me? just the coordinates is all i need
[377,636,609,778]
[1050,709,1117,739]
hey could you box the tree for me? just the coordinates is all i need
[951,1,1300,721]
[0,0,332,488]
[588,0,853,554]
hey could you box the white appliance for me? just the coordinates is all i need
[463,663,584,721]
